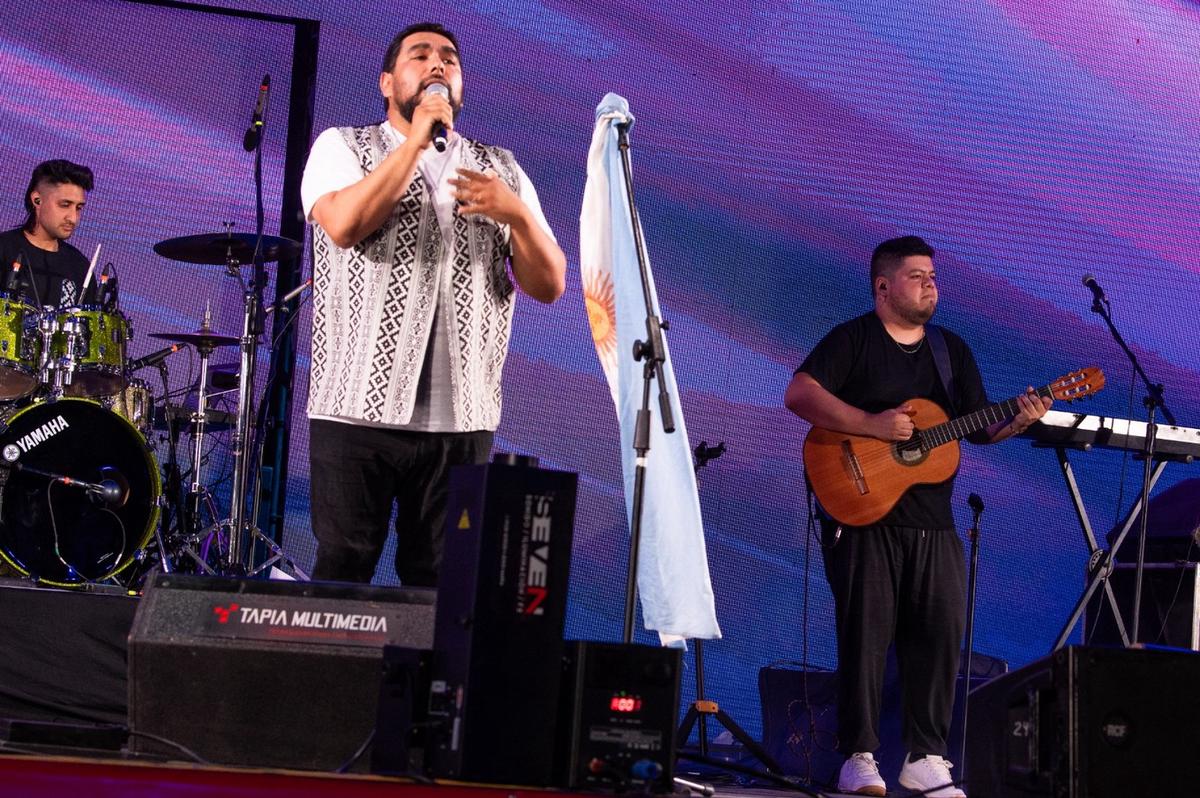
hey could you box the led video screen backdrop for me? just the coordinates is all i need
[4,0,1200,739]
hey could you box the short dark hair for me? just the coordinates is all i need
[382,22,460,72]
[23,159,94,231]
[870,235,935,288]
[380,23,461,115]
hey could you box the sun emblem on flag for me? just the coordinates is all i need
[583,268,618,369]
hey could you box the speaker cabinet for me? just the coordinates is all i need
[427,459,578,786]
[966,645,1200,797]
[127,573,434,771]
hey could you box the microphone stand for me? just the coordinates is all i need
[674,444,784,776]
[1089,292,1174,645]
[957,493,985,775]
[615,120,675,644]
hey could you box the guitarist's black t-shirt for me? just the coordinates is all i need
[798,311,989,530]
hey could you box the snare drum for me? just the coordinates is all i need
[53,307,131,397]
[0,398,160,586]
[106,377,154,438]
[0,296,39,400]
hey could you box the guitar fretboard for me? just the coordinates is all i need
[917,385,1054,451]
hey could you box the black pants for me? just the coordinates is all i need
[820,522,966,757]
[308,419,493,587]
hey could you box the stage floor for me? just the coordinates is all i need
[0,752,873,798]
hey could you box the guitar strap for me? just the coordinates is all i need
[925,324,956,414]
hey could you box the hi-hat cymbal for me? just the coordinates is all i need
[153,232,302,265]
[148,329,240,348]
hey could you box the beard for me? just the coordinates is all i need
[894,296,936,326]
[397,83,463,124]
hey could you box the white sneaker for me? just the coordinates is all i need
[837,752,886,796]
[898,754,966,798]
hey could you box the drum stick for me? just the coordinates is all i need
[79,243,102,304]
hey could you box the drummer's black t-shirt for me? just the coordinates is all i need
[0,227,98,307]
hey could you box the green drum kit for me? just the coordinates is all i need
[0,230,305,587]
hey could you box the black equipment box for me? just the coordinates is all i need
[966,645,1200,797]
[557,640,681,792]
[1085,562,1198,650]
[127,573,434,771]
[426,458,578,785]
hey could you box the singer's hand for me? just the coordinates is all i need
[449,168,524,225]
[410,90,453,149]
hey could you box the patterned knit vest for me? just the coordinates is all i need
[308,124,521,430]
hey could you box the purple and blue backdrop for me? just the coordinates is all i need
[3,0,1199,740]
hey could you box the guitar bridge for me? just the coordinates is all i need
[841,440,869,496]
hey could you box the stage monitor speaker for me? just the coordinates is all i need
[966,644,1200,797]
[1085,563,1198,650]
[557,641,681,792]
[427,457,577,786]
[127,573,434,771]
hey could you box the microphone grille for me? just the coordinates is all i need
[424,83,449,98]
[1081,273,1096,285]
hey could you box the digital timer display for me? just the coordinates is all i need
[609,694,643,713]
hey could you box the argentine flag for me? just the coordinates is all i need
[579,93,721,643]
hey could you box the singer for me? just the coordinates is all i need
[783,236,1050,798]
[299,22,565,587]
[0,159,99,308]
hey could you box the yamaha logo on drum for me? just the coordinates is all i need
[12,414,70,455]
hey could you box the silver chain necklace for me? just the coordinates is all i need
[894,336,925,354]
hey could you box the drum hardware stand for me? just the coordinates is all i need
[36,308,81,396]
[676,442,785,777]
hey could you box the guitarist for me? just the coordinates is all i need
[783,236,1050,798]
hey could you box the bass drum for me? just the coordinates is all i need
[0,399,160,586]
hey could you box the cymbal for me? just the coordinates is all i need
[148,329,240,348]
[154,403,236,432]
[153,232,302,265]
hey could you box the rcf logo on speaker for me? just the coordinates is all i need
[213,603,240,623]
[516,494,554,615]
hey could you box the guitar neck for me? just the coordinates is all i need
[921,385,1052,450]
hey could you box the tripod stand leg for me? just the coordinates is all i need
[712,709,785,775]
[245,526,310,580]
[676,705,700,750]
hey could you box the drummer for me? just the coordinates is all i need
[0,159,99,308]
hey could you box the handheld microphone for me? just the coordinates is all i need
[129,343,186,371]
[1081,274,1107,305]
[424,83,450,152]
[242,74,271,152]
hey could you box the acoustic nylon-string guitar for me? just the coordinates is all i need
[803,367,1105,526]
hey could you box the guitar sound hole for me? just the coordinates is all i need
[894,434,927,465]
